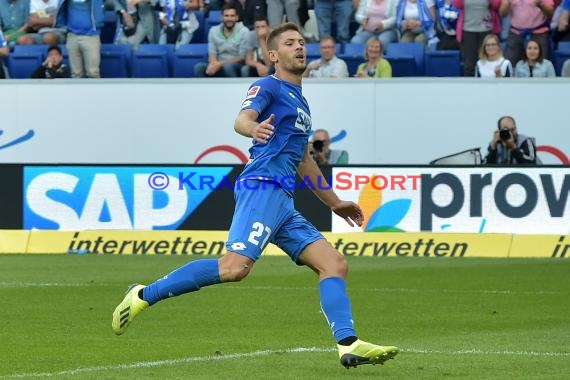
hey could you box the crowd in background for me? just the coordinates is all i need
[1,0,570,78]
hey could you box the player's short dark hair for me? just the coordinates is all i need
[267,22,302,50]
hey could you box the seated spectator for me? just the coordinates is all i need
[514,38,555,77]
[0,0,31,46]
[354,35,392,77]
[453,0,502,77]
[241,15,273,77]
[396,0,439,47]
[475,33,512,77]
[304,36,349,78]
[158,0,201,47]
[435,0,460,50]
[484,115,537,165]
[0,29,8,79]
[25,0,66,46]
[351,0,398,47]
[114,0,160,48]
[310,129,349,165]
[194,3,248,77]
[563,58,570,76]
[499,0,555,68]
[31,45,70,78]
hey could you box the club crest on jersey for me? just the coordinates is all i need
[246,86,261,99]
[295,108,311,132]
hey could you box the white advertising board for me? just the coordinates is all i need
[0,78,568,165]
[331,167,570,235]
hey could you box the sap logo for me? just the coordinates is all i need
[24,167,232,230]
[0,129,34,151]
[295,108,311,132]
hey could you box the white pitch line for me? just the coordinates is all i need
[2,347,569,379]
[0,282,565,296]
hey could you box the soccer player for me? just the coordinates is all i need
[112,22,399,369]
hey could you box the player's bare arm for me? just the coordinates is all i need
[234,109,275,144]
[297,147,363,227]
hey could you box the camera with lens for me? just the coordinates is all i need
[312,140,325,152]
[499,128,511,141]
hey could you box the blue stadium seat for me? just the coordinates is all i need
[100,44,132,78]
[425,50,461,77]
[205,10,221,40]
[8,45,47,78]
[338,43,365,76]
[554,50,570,76]
[386,42,425,76]
[556,41,570,52]
[385,56,417,77]
[132,44,174,77]
[101,10,118,44]
[191,10,206,43]
[173,43,208,77]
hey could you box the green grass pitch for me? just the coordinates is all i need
[0,255,569,379]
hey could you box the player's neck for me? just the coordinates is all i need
[275,70,303,86]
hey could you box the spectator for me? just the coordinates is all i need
[351,0,398,46]
[552,0,570,43]
[0,29,8,79]
[0,0,31,46]
[25,0,66,46]
[157,0,200,47]
[194,3,248,77]
[303,36,349,77]
[562,58,570,76]
[310,129,349,165]
[315,0,353,44]
[240,0,267,30]
[484,115,537,165]
[56,0,105,78]
[499,0,555,67]
[354,35,392,77]
[31,45,70,78]
[475,33,512,77]
[435,0,460,50]
[514,38,555,77]
[395,0,439,47]
[453,0,501,77]
[114,0,160,48]
[242,15,274,77]
[267,0,301,31]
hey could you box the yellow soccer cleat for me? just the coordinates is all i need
[112,284,149,335]
[338,339,399,369]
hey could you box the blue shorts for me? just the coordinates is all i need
[226,179,324,263]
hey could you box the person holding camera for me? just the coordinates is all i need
[114,0,160,48]
[484,115,537,165]
[310,129,349,165]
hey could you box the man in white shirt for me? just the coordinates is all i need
[27,0,66,45]
[303,36,349,78]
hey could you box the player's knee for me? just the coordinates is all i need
[319,253,348,278]
[334,255,349,278]
[218,256,253,282]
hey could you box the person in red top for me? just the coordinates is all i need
[499,0,555,66]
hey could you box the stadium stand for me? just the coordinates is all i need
[100,44,132,78]
[385,42,425,76]
[131,44,174,78]
[172,43,208,77]
[425,50,462,77]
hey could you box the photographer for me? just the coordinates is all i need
[484,116,537,165]
[309,129,349,165]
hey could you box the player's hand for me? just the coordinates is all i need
[332,201,364,227]
[253,114,275,144]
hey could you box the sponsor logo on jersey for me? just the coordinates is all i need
[245,86,261,99]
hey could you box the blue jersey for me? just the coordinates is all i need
[239,75,312,194]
